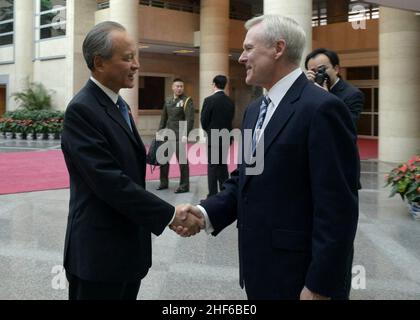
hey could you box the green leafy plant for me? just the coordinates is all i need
[12,81,55,111]
[385,155,420,204]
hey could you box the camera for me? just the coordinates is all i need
[314,65,330,86]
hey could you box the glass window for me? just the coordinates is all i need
[0,0,14,46]
[347,67,373,80]
[39,0,66,40]
[360,88,372,113]
[357,114,373,136]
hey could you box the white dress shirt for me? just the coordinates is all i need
[198,68,304,234]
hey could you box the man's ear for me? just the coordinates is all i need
[333,64,340,76]
[274,40,286,60]
[93,55,104,72]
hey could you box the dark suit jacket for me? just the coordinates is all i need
[61,80,174,283]
[201,91,235,146]
[201,74,360,299]
[330,78,364,128]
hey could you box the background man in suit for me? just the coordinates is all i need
[157,79,195,194]
[175,15,360,300]
[201,75,235,197]
[305,48,364,129]
[61,21,203,300]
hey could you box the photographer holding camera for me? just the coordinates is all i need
[305,48,364,129]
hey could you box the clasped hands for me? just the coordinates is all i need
[169,204,204,237]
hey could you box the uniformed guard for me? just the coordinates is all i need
[157,78,195,193]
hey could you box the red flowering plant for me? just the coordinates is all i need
[385,155,420,204]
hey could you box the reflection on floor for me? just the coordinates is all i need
[0,138,419,300]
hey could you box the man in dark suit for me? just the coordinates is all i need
[201,75,235,197]
[175,15,359,300]
[305,48,364,129]
[61,21,203,300]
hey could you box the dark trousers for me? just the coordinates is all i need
[67,272,141,300]
[160,140,189,189]
[207,144,230,196]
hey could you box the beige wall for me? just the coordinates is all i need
[96,6,247,50]
[33,59,67,110]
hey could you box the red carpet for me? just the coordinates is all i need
[0,139,377,195]
[358,138,378,161]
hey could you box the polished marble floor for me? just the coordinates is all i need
[0,138,419,300]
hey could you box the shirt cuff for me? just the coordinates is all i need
[168,208,176,227]
[197,205,214,234]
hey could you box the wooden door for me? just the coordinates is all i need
[0,86,6,116]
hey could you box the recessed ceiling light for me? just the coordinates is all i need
[139,44,150,49]
[173,50,194,54]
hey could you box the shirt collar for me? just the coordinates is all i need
[266,68,303,109]
[90,76,119,105]
[330,78,340,90]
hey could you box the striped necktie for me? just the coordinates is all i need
[117,96,133,132]
[251,95,271,155]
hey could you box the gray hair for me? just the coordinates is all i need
[245,15,306,65]
[83,21,126,71]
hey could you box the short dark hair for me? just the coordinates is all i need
[213,75,227,90]
[304,48,340,70]
[173,78,184,83]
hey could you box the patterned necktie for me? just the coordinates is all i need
[117,96,133,132]
[252,95,271,155]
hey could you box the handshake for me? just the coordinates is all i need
[169,204,205,237]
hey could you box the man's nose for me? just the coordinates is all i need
[238,51,246,64]
[132,57,140,70]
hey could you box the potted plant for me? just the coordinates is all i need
[0,118,6,138]
[385,155,420,220]
[33,121,48,140]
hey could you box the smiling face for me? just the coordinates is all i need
[95,30,139,93]
[238,23,278,89]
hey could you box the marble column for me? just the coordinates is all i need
[14,0,34,99]
[110,0,139,120]
[264,0,313,68]
[378,7,420,162]
[199,0,230,131]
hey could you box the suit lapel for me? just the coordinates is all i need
[331,78,345,95]
[241,74,308,189]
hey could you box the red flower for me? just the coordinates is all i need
[399,164,408,173]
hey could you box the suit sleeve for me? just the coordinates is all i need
[185,98,195,136]
[305,98,359,297]
[62,103,175,236]
[200,169,239,236]
[200,98,210,131]
[159,102,168,131]
[344,90,364,127]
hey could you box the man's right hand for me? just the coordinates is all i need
[305,70,329,92]
[170,204,204,237]
[306,70,316,83]
[170,204,205,237]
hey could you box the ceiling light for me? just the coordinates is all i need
[173,50,194,54]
